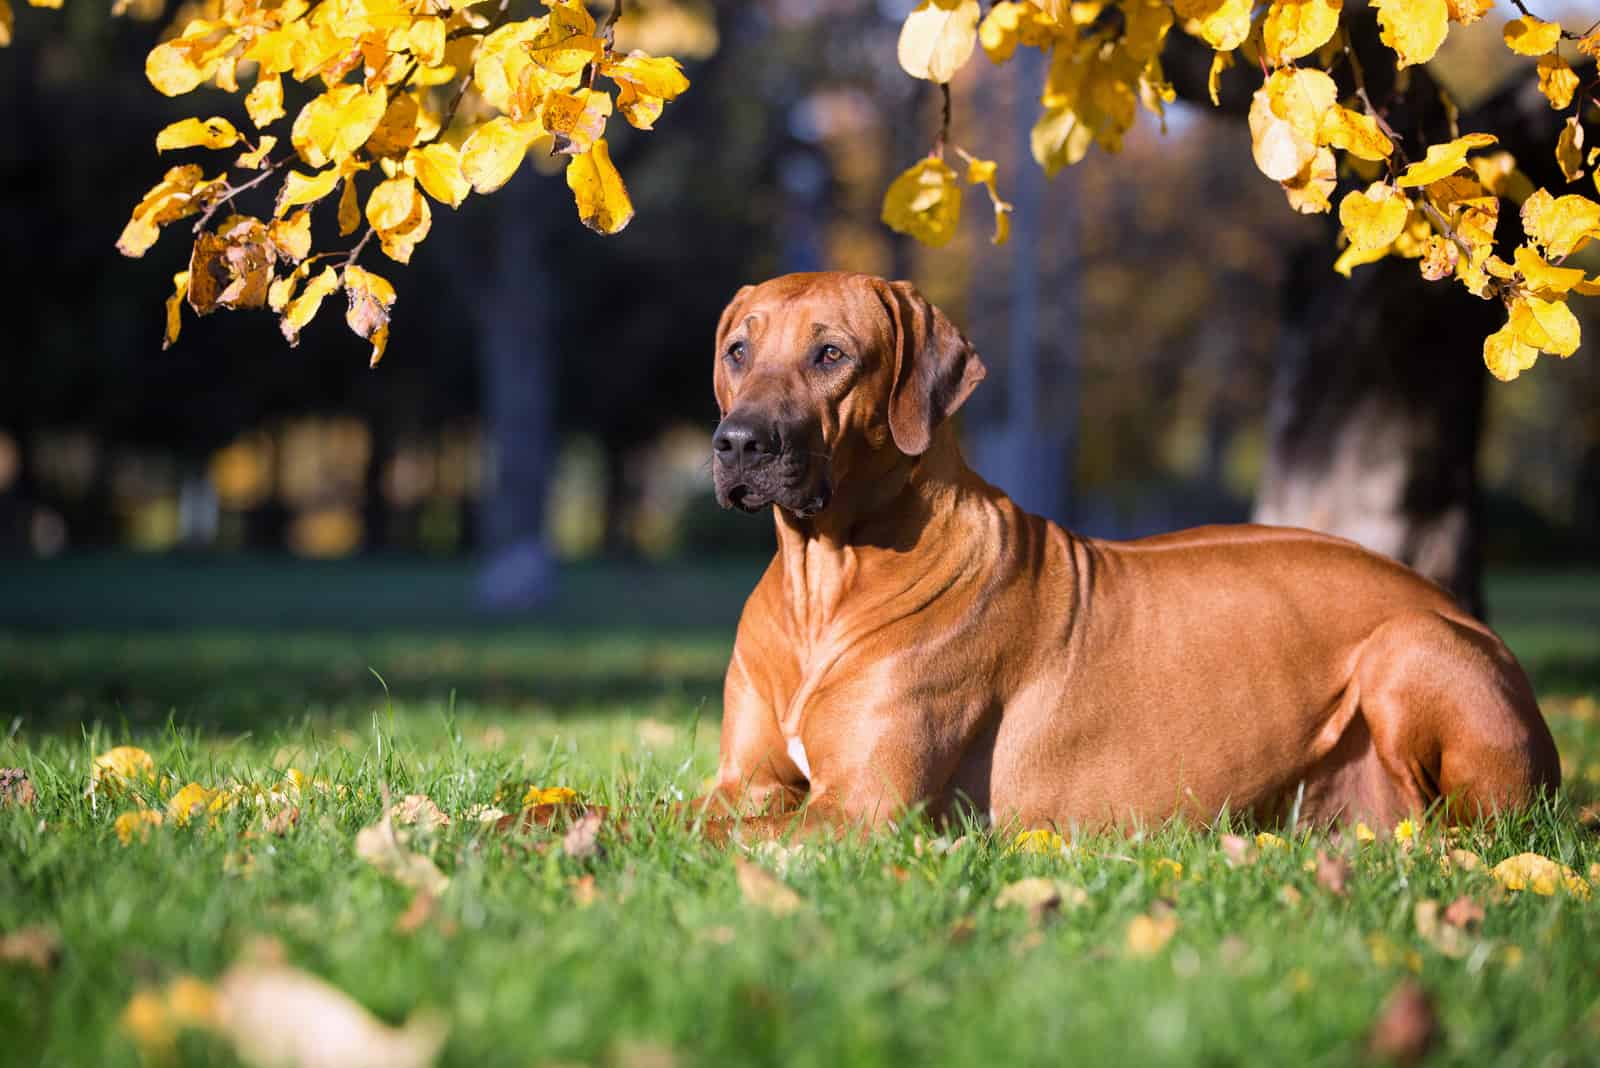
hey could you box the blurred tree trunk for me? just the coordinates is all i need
[1253,255,1495,615]
[464,171,558,611]
[1165,16,1581,617]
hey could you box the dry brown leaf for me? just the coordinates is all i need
[393,794,450,832]
[948,916,976,943]
[262,806,299,836]
[570,874,600,908]
[0,925,60,970]
[1442,895,1485,932]
[562,810,605,859]
[1368,980,1440,1066]
[0,768,35,807]
[216,960,446,1068]
[1413,899,1470,958]
[1447,848,1482,872]
[734,858,803,916]
[355,806,449,896]
[1315,849,1351,896]
[1220,833,1256,867]
[994,877,1086,925]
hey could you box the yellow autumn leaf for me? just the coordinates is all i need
[406,144,470,209]
[1283,146,1336,214]
[92,746,156,796]
[167,782,217,826]
[978,0,1056,62]
[156,116,241,152]
[1255,831,1289,850]
[566,138,634,234]
[115,809,164,845]
[267,211,312,263]
[245,72,285,128]
[367,176,432,264]
[1249,67,1338,182]
[1010,828,1066,854]
[338,177,361,236]
[1126,912,1179,957]
[1444,0,1491,24]
[543,88,614,156]
[1262,0,1342,65]
[1537,54,1580,111]
[236,135,277,170]
[1208,49,1233,106]
[1491,851,1591,897]
[1521,189,1600,257]
[275,167,342,217]
[0,0,12,48]
[1503,14,1561,56]
[279,267,341,346]
[1513,244,1586,297]
[163,271,188,349]
[1395,132,1496,187]
[1557,117,1585,183]
[1318,105,1394,162]
[897,0,981,84]
[882,156,962,246]
[603,52,690,100]
[363,92,421,161]
[291,84,387,169]
[145,41,215,97]
[343,266,397,368]
[1511,295,1581,357]
[521,785,580,807]
[1175,0,1254,51]
[1484,323,1539,381]
[460,116,540,195]
[1374,0,1449,68]
[117,164,221,258]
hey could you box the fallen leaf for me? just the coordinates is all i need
[393,794,450,832]
[1009,828,1066,855]
[355,805,449,896]
[1,768,35,807]
[562,809,604,859]
[1220,834,1256,866]
[1446,848,1481,873]
[734,858,803,916]
[1315,849,1351,895]
[91,746,156,798]
[1368,980,1439,1065]
[393,892,437,935]
[1413,899,1470,958]
[216,959,446,1068]
[569,874,599,907]
[115,808,164,844]
[1442,895,1484,931]
[261,806,299,835]
[0,925,60,970]
[1491,852,1591,898]
[1279,884,1304,907]
[1126,912,1180,957]
[994,877,1086,925]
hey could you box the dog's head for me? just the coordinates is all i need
[710,272,986,517]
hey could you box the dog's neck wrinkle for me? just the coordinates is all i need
[769,428,991,642]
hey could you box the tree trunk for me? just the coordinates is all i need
[1253,255,1495,615]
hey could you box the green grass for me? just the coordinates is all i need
[2,561,1599,1067]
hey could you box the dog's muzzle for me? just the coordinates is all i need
[712,413,831,516]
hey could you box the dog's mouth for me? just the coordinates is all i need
[715,463,831,518]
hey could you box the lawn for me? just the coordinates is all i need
[2,558,1599,1067]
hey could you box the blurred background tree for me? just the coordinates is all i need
[0,0,1595,619]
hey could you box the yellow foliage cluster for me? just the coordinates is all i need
[83,0,689,363]
[887,0,1600,382]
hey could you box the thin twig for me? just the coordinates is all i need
[192,154,294,233]
[340,226,377,269]
[586,0,625,90]
[930,82,952,159]
[424,0,513,145]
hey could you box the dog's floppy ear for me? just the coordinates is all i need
[713,284,755,416]
[881,279,987,457]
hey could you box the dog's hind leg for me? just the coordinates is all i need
[1353,611,1560,824]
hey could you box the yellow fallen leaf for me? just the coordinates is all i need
[994,876,1086,923]
[115,808,164,844]
[1126,912,1179,957]
[522,785,580,808]
[734,858,803,916]
[355,803,449,896]
[392,793,449,831]
[92,746,156,797]
[1010,828,1066,855]
[1491,852,1591,898]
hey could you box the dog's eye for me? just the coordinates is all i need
[725,341,747,365]
[816,344,845,367]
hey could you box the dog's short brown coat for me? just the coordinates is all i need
[692,272,1558,834]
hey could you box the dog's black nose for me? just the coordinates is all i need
[713,416,780,465]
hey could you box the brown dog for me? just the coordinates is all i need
[690,271,1558,835]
